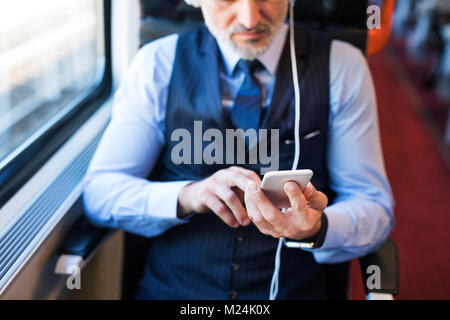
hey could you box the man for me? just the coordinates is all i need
[83,0,394,299]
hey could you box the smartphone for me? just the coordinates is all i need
[260,169,313,209]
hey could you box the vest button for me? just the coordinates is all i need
[229,291,238,300]
[231,263,240,271]
[236,236,244,242]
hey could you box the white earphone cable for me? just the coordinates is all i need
[269,0,300,301]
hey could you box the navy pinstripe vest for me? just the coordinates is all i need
[139,25,333,300]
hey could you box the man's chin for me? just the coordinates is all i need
[234,38,268,50]
[229,30,278,60]
[204,19,280,60]
[230,42,270,60]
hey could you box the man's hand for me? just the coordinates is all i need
[178,166,261,228]
[244,181,328,240]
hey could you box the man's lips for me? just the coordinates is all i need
[233,30,268,40]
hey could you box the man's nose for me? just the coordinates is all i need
[237,0,262,29]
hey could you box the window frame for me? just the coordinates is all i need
[0,0,112,207]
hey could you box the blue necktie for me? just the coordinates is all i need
[231,59,264,132]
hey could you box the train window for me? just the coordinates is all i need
[0,0,104,163]
[0,0,111,205]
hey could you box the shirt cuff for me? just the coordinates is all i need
[146,180,194,222]
[315,204,353,251]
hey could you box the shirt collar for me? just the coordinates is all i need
[217,23,289,76]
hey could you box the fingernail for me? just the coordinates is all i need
[247,181,259,193]
[242,219,251,226]
[285,182,296,192]
[305,184,314,196]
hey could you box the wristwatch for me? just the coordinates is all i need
[283,213,328,249]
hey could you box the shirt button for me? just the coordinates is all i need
[231,263,240,271]
[230,291,238,300]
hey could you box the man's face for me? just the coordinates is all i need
[201,0,289,60]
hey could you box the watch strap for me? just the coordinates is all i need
[284,212,328,249]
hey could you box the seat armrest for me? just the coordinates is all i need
[54,215,111,275]
[359,237,399,297]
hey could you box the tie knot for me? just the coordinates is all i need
[237,59,263,75]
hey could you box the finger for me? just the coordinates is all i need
[220,170,259,194]
[204,193,240,228]
[245,185,280,237]
[304,183,328,212]
[284,181,308,213]
[215,184,250,226]
[228,166,262,183]
[247,181,288,229]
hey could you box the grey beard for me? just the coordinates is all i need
[204,15,285,61]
